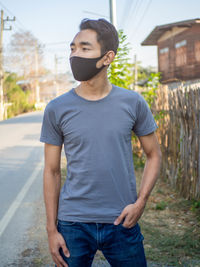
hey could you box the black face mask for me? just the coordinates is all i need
[69,53,107,81]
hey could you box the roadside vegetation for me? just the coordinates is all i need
[3,30,45,119]
[4,72,35,118]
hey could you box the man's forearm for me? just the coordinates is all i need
[137,153,162,205]
[43,168,61,233]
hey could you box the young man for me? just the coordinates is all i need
[40,18,162,267]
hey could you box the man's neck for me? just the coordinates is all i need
[75,74,112,101]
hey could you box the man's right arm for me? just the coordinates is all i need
[43,143,62,233]
[43,143,70,267]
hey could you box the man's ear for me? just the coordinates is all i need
[103,50,115,66]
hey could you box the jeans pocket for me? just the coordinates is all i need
[119,222,144,243]
[119,222,138,231]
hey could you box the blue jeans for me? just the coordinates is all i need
[55,218,147,267]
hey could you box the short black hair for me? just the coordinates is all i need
[79,18,119,55]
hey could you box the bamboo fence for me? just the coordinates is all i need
[153,85,200,200]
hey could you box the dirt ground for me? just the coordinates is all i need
[16,156,200,267]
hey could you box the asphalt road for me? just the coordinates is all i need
[0,111,45,266]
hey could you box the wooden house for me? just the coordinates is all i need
[141,18,200,83]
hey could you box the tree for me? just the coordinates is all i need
[108,29,156,89]
[5,30,45,78]
[108,29,133,89]
[141,72,161,108]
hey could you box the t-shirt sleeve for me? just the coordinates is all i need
[132,93,158,136]
[40,102,64,146]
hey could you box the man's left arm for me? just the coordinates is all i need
[114,132,162,228]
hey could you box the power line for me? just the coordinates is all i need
[122,0,143,30]
[0,1,28,32]
[82,10,109,19]
[121,0,138,29]
[129,0,153,42]
[127,0,146,30]
[119,0,132,28]
[0,1,15,17]
[0,1,36,46]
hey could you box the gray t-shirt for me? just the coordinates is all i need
[40,84,158,223]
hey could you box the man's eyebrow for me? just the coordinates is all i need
[70,41,93,47]
[80,41,93,46]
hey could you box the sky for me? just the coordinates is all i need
[1,0,200,74]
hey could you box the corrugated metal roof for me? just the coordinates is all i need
[141,18,200,46]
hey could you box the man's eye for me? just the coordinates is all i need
[83,48,89,50]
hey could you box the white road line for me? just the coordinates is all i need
[0,158,44,237]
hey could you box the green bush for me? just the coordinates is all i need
[4,72,35,118]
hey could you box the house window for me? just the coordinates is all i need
[160,47,169,54]
[175,40,187,66]
[175,40,187,48]
[195,41,200,62]
[159,47,169,71]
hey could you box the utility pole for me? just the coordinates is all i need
[0,10,15,121]
[54,55,64,97]
[0,10,4,120]
[35,40,40,106]
[54,54,59,97]
[134,54,138,91]
[109,0,117,28]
